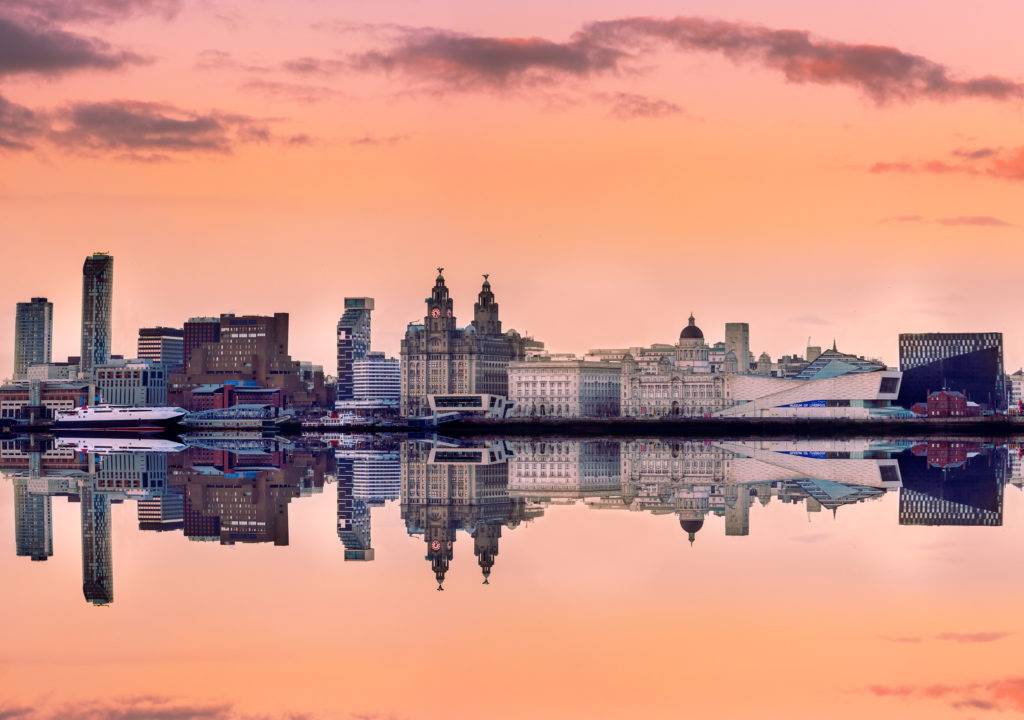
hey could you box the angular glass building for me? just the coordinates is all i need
[80,253,113,377]
[898,332,1005,410]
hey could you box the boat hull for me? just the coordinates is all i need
[53,415,184,433]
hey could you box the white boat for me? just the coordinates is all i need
[55,436,187,454]
[53,405,186,432]
[303,412,373,428]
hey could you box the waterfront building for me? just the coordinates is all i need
[401,438,526,587]
[137,327,184,370]
[80,253,113,377]
[714,371,905,419]
[337,298,374,401]
[170,313,325,409]
[137,492,184,532]
[724,322,752,374]
[13,478,53,561]
[183,317,220,370]
[26,361,79,381]
[183,383,282,411]
[0,381,91,420]
[898,332,1005,410]
[508,357,621,418]
[353,353,400,402]
[507,440,621,498]
[95,358,167,407]
[13,297,52,380]
[898,442,1006,526]
[80,478,114,605]
[791,345,887,380]
[1008,369,1023,413]
[400,271,526,417]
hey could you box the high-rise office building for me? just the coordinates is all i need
[724,322,752,374]
[13,297,53,380]
[137,327,184,369]
[353,352,400,401]
[337,298,374,401]
[80,253,113,377]
[898,332,1005,410]
[183,317,220,371]
[80,479,113,605]
[13,478,53,561]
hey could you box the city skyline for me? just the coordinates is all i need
[4,256,1024,384]
[3,1,1024,382]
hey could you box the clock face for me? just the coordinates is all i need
[431,308,440,318]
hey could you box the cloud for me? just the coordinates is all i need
[0,696,321,720]
[49,100,272,157]
[601,92,684,119]
[350,134,407,147]
[194,49,268,73]
[790,315,830,325]
[10,0,182,24]
[239,79,342,104]
[319,16,1024,103]
[0,707,34,720]
[879,635,924,644]
[868,677,1024,713]
[936,216,1013,228]
[0,13,148,77]
[0,93,44,151]
[286,133,313,146]
[937,631,1014,642]
[870,145,1024,183]
[880,214,924,222]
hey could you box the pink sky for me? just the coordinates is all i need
[2,0,1023,379]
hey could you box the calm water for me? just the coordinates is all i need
[2,434,1023,719]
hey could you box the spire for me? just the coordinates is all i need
[832,338,837,352]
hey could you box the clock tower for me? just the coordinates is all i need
[425,268,455,334]
[472,274,501,336]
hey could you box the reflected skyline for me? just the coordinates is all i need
[3,434,1022,603]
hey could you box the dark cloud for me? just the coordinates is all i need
[0,707,34,720]
[346,29,625,90]
[11,0,182,24]
[0,93,44,150]
[937,631,1014,641]
[953,146,997,159]
[0,697,322,720]
[584,17,1024,103]
[936,216,1012,228]
[603,92,683,119]
[50,100,272,157]
[322,16,1024,103]
[0,13,147,77]
[286,133,313,146]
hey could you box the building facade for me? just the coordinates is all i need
[352,352,400,402]
[170,313,325,409]
[95,359,167,407]
[80,253,113,377]
[14,297,53,380]
[724,322,752,374]
[400,271,526,417]
[26,362,78,381]
[1010,369,1024,413]
[508,358,621,417]
[137,327,184,370]
[0,381,91,419]
[183,317,220,371]
[898,332,1005,410]
[337,297,374,401]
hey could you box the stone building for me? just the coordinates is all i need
[400,270,526,417]
[620,315,735,417]
[508,358,620,418]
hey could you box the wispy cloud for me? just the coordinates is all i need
[0,696,321,720]
[879,214,1013,228]
[937,631,1014,643]
[868,677,1024,714]
[870,145,1024,183]
[350,134,408,147]
[10,0,182,24]
[600,92,684,119]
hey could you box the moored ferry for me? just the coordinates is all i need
[53,405,187,432]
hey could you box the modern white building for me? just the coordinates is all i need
[1010,369,1023,412]
[94,359,167,407]
[714,371,905,419]
[508,357,621,418]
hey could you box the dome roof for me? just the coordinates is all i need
[679,314,704,341]
[679,517,704,534]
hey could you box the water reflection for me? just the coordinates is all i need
[2,434,1022,604]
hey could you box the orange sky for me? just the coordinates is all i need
[2,0,1023,378]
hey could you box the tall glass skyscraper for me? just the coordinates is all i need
[336,297,374,400]
[13,296,52,380]
[80,253,113,376]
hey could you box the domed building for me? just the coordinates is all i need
[620,313,732,417]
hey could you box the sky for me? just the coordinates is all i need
[2,0,1023,379]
